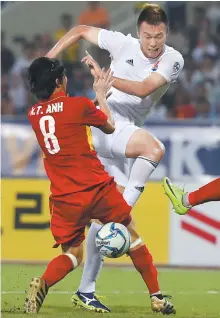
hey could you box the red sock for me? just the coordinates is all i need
[129,245,160,295]
[42,255,74,287]
[189,178,220,207]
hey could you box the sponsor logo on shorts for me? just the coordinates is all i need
[135,186,145,193]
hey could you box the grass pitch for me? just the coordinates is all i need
[1,264,220,318]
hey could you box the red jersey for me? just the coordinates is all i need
[28,92,112,202]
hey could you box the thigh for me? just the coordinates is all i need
[91,180,132,226]
[91,126,113,158]
[50,198,90,248]
[111,123,140,159]
[125,127,163,159]
[91,121,138,159]
[98,155,135,188]
[98,156,129,187]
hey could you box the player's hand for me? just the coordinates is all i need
[93,68,115,98]
[81,51,102,77]
[93,91,112,106]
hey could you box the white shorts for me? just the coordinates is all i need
[91,119,139,187]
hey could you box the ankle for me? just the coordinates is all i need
[182,193,192,208]
[41,278,49,291]
[151,293,163,300]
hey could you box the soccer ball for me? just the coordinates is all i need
[95,222,131,258]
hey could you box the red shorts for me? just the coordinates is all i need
[50,179,132,247]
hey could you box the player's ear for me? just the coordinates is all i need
[55,78,61,87]
[137,29,140,39]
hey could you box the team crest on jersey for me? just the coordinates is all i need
[151,61,160,72]
[173,62,180,73]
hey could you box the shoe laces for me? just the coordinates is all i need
[172,182,185,195]
[162,294,172,300]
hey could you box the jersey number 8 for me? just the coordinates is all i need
[39,116,60,154]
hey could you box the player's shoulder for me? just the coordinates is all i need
[67,96,92,112]
[114,32,139,52]
[161,45,184,62]
[100,29,135,44]
[69,96,91,105]
[122,33,139,46]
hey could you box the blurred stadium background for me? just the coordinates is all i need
[1,1,220,316]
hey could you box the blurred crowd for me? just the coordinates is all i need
[1,1,220,120]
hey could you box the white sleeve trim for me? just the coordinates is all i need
[97,29,105,49]
[154,70,171,83]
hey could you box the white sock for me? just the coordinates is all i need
[123,156,158,207]
[182,193,191,208]
[78,222,103,293]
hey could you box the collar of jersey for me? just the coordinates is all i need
[39,91,66,103]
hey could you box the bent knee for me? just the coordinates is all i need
[64,252,82,269]
[142,137,165,161]
[154,138,165,158]
[62,244,83,268]
[129,237,144,252]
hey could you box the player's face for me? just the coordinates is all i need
[138,22,167,59]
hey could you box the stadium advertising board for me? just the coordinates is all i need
[1,179,169,264]
[2,122,220,179]
[169,183,220,267]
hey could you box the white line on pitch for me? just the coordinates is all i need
[2,290,220,295]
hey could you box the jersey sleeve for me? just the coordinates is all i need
[81,97,108,127]
[98,29,128,59]
[154,52,184,83]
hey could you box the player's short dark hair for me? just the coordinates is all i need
[28,57,66,100]
[137,4,168,30]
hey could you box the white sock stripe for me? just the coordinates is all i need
[130,238,142,249]
[65,253,78,268]
[137,156,158,168]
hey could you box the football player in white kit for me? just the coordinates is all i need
[47,4,183,314]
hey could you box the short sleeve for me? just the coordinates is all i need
[154,52,184,83]
[81,97,108,127]
[98,29,128,59]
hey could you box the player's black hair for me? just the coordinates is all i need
[137,3,168,30]
[28,57,66,100]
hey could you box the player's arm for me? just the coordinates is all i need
[83,54,167,97]
[83,54,166,98]
[83,51,184,99]
[93,69,115,134]
[112,53,184,98]
[46,26,100,58]
[83,97,115,135]
[96,97,115,134]
[112,73,166,98]
[82,69,115,134]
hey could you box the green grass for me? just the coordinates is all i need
[1,264,220,318]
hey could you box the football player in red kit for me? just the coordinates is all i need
[24,57,175,315]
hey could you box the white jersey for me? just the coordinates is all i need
[98,29,184,126]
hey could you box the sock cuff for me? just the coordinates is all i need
[137,156,158,168]
[65,253,78,268]
[130,238,142,250]
[130,244,149,258]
